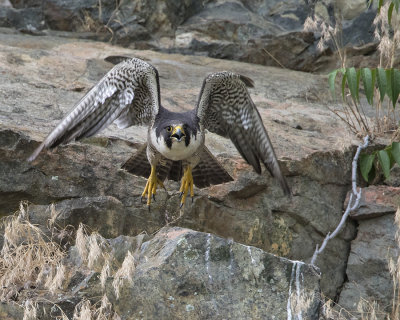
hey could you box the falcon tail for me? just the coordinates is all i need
[191,146,233,188]
[121,145,233,188]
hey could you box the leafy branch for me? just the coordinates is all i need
[360,141,400,182]
[370,0,400,25]
[329,67,400,135]
[329,67,400,109]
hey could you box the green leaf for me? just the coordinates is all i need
[377,67,387,102]
[388,2,395,25]
[386,69,393,104]
[392,142,400,166]
[361,68,375,105]
[386,146,396,168]
[360,154,376,182]
[341,73,347,101]
[378,149,391,179]
[378,0,384,12]
[328,69,339,98]
[394,0,400,12]
[386,68,400,108]
[392,69,400,108]
[346,67,360,102]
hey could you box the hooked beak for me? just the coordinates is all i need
[171,126,185,141]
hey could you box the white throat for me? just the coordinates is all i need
[150,129,203,161]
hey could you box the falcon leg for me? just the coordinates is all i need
[141,165,165,208]
[179,166,194,208]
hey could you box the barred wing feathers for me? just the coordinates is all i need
[28,58,160,162]
[196,72,291,196]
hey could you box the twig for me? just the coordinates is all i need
[262,49,286,69]
[311,135,370,266]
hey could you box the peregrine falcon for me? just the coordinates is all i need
[28,56,291,208]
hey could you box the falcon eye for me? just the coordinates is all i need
[166,126,172,132]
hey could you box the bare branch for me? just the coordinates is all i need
[311,135,370,266]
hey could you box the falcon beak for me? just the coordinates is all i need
[171,125,185,141]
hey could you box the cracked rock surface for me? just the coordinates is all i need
[0,30,360,309]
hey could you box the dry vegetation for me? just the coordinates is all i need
[303,1,400,318]
[304,1,400,137]
[1,202,399,319]
[0,202,140,319]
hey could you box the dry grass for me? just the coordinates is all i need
[319,297,355,320]
[23,300,38,320]
[304,12,373,136]
[0,202,66,301]
[72,295,121,320]
[319,297,390,320]
[303,14,345,66]
[0,202,127,319]
[304,1,400,136]
[112,251,135,299]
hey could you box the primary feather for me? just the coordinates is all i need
[28,58,160,162]
[196,72,291,196]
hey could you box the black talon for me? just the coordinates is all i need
[179,192,184,198]
[180,202,184,209]
[192,197,194,203]
[148,205,151,212]
[153,194,156,201]
[141,196,145,204]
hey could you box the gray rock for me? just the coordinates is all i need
[171,0,317,71]
[42,0,107,32]
[335,0,368,20]
[0,302,24,319]
[348,185,400,220]
[9,0,41,8]
[1,0,380,72]
[338,213,399,315]
[28,196,128,239]
[0,6,44,33]
[342,10,376,48]
[104,227,321,319]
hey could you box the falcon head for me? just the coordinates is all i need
[159,122,191,149]
[151,110,203,161]
[167,125,186,142]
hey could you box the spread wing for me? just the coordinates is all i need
[196,72,291,196]
[28,57,160,161]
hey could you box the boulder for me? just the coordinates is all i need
[43,227,322,319]
[349,185,400,220]
[104,227,321,319]
[339,213,398,315]
[338,186,400,315]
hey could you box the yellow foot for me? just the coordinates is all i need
[141,165,165,209]
[179,166,194,208]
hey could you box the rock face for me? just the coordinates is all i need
[0,0,379,72]
[338,186,400,315]
[0,30,358,303]
[105,227,321,319]
[0,2,397,318]
[0,221,322,319]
